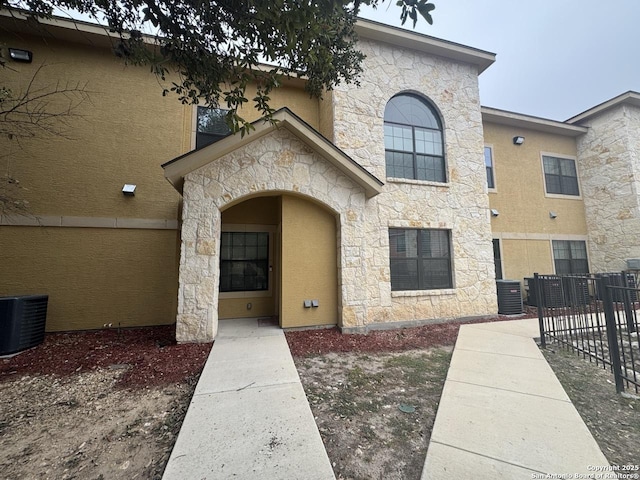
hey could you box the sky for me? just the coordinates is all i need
[359,0,640,121]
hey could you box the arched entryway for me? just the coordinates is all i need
[219,193,338,329]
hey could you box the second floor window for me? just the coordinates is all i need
[543,155,579,196]
[196,107,231,149]
[384,94,445,182]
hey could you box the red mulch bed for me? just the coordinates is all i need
[1,312,538,387]
[285,313,537,357]
[0,325,212,389]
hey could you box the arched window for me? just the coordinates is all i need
[384,94,445,182]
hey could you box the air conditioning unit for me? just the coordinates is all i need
[626,259,640,270]
[0,295,48,356]
[496,280,523,315]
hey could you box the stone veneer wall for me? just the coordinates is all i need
[329,38,498,326]
[575,104,640,272]
[176,128,369,342]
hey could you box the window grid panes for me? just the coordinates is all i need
[485,146,495,189]
[220,232,269,292]
[552,240,589,275]
[389,228,453,291]
[543,155,579,196]
[384,94,445,182]
[196,106,231,149]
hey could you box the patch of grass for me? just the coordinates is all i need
[385,348,452,388]
[347,365,383,389]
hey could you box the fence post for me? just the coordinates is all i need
[599,275,625,393]
[621,271,637,333]
[535,273,546,348]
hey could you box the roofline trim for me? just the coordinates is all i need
[481,106,588,136]
[355,18,496,74]
[566,91,640,124]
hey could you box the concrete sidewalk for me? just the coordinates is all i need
[162,318,335,480]
[422,318,610,479]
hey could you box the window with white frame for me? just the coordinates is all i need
[543,155,579,196]
[384,94,445,182]
[484,146,495,189]
[552,240,589,275]
[196,106,231,149]
[389,228,453,290]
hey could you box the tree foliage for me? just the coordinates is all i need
[1,0,435,134]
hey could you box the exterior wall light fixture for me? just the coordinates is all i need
[549,211,558,219]
[122,184,136,196]
[491,209,500,217]
[513,136,525,145]
[9,48,33,63]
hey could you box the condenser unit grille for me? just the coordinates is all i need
[496,280,523,315]
[0,295,48,356]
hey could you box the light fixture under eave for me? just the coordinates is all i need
[122,184,136,196]
[513,136,525,145]
[9,48,33,63]
[491,209,500,217]
[549,211,558,219]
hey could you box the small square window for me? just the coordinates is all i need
[543,155,579,196]
[196,107,231,149]
[389,228,453,290]
[552,240,589,275]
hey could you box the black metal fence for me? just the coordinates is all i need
[535,272,640,394]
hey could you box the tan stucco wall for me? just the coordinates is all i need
[484,123,586,235]
[0,226,179,331]
[484,122,588,281]
[1,25,321,332]
[1,33,186,219]
[501,239,554,283]
[280,195,338,328]
[218,196,279,319]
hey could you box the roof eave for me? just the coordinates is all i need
[162,108,384,198]
[566,91,640,124]
[481,107,588,137]
[355,18,496,74]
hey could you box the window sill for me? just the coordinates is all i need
[219,290,272,299]
[391,288,456,298]
[387,177,449,188]
[544,192,583,200]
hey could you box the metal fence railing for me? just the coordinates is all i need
[535,272,640,394]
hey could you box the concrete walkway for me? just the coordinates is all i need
[422,318,611,479]
[162,318,335,480]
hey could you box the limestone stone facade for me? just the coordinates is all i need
[574,102,640,272]
[172,28,499,342]
[176,127,371,341]
[329,38,498,328]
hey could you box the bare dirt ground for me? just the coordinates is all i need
[284,319,492,480]
[293,348,452,480]
[0,326,211,480]
[6,314,635,480]
[542,346,640,469]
